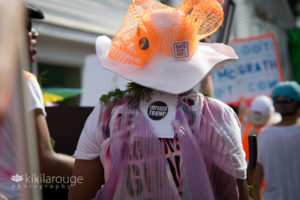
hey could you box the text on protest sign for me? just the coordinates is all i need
[212,33,283,104]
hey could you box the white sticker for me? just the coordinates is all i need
[172,41,190,58]
[140,92,178,138]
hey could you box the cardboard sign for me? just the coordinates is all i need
[212,33,283,104]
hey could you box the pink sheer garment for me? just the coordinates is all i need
[94,92,240,200]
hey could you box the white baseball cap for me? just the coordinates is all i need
[249,95,281,125]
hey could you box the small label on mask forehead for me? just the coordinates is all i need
[172,41,189,58]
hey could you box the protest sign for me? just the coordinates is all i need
[212,33,283,104]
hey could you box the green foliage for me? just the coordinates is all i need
[126,82,153,106]
[100,82,153,107]
[50,137,55,148]
[288,29,300,84]
[248,185,254,200]
[100,88,125,105]
[37,70,48,88]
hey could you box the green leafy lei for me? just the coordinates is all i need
[100,82,153,107]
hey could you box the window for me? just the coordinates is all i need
[38,63,81,106]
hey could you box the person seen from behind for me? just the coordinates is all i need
[253,81,300,200]
[69,0,249,199]
[241,95,281,185]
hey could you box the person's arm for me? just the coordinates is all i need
[68,158,104,200]
[253,163,264,200]
[199,37,213,97]
[33,109,74,177]
[221,102,249,199]
[200,76,214,97]
[68,103,105,199]
[237,179,249,200]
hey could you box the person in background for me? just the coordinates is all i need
[200,76,214,97]
[242,95,281,186]
[253,81,300,200]
[242,95,281,162]
[0,4,74,200]
[199,37,214,98]
[26,3,75,179]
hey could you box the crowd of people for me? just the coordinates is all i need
[0,1,299,200]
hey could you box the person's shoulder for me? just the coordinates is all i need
[258,125,277,140]
[205,95,233,111]
[182,90,231,109]
[260,125,284,133]
[260,123,300,134]
[260,125,273,132]
[23,71,40,90]
[201,94,237,121]
[23,71,37,80]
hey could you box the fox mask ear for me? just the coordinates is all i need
[177,0,224,40]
